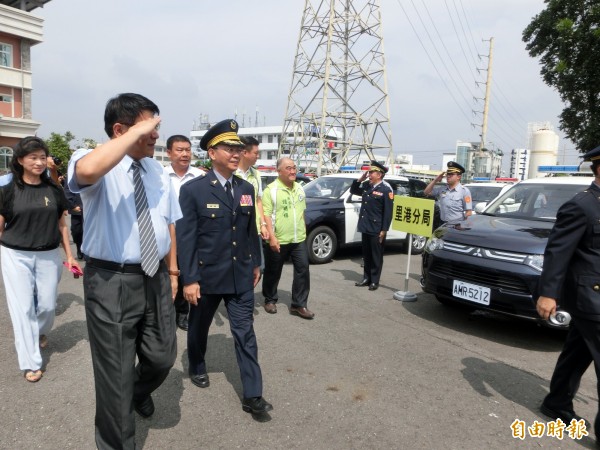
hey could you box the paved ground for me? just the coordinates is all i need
[0,244,597,449]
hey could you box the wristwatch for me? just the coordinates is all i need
[168,269,180,276]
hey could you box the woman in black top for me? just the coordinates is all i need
[0,137,81,382]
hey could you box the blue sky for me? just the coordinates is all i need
[30,0,575,167]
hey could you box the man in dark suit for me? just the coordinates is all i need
[177,119,272,415]
[537,145,600,436]
[350,160,394,291]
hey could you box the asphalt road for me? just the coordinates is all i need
[0,244,596,449]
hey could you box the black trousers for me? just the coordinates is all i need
[262,241,310,308]
[544,316,600,436]
[70,214,83,252]
[84,263,176,450]
[173,275,189,315]
[361,233,386,285]
[187,289,263,398]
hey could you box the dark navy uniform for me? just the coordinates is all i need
[177,170,263,398]
[350,177,393,286]
[539,181,600,435]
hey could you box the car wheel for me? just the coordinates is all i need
[403,234,426,255]
[307,225,338,264]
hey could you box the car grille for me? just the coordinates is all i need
[442,242,528,263]
[429,259,531,295]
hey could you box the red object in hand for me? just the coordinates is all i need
[63,262,83,278]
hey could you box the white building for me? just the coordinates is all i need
[509,148,530,180]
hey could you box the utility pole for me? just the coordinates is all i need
[279,0,394,176]
[479,37,494,152]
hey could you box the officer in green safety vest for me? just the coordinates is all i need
[261,157,314,319]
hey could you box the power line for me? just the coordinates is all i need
[419,0,482,100]
[407,0,475,113]
[395,0,473,123]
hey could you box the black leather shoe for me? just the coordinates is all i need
[540,402,587,425]
[134,396,154,418]
[368,283,379,291]
[355,279,370,287]
[242,396,273,414]
[190,373,210,388]
[176,313,189,331]
[76,250,83,260]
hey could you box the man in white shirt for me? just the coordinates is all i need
[164,135,204,330]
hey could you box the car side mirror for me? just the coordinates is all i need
[474,202,487,213]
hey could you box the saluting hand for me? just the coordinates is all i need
[435,171,446,183]
[359,171,369,182]
[130,115,161,138]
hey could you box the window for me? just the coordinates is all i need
[0,147,13,170]
[0,44,12,67]
[267,134,274,143]
[0,95,12,103]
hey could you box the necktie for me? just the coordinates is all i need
[132,161,160,277]
[225,180,234,206]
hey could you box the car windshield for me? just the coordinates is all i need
[304,177,354,199]
[467,185,503,203]
[483,182,589,221]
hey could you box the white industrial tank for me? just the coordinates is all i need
[528,128,558,178]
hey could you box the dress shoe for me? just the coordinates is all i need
[290,306,315,319]
[176,313,189,331]
[368,283,379,291]
[540,402,587,425]
[76,250,83,260]
[242,396,273,414]
[190,373,210,388]
[355,279,370,287]
[134,396,154,418]
[264,303,277,314]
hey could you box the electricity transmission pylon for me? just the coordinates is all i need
[279,0,394,176]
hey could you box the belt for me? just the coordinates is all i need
[86,257,164,275]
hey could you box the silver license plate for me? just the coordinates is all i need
[452,280,491,305]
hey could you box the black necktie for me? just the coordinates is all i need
[132,161,159,277]
[225,180,234,206]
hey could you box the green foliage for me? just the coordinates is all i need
[195,159,212,171]
[523,0,600,152]
[81,138,97,149]
[44,132,75,174]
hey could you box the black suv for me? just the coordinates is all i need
[421,177,593,328]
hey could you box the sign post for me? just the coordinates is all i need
[390,196,435,302]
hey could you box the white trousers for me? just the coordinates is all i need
[1,246,62,371]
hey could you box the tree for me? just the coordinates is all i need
[44,132,75,173]
[523,0,600,152]
[81,138,97,149]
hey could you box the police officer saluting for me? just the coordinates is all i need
[351,160,394,291]
[424,161,472,226]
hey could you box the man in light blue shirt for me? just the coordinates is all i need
[67,93,182,450]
